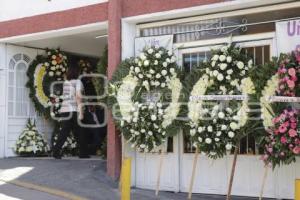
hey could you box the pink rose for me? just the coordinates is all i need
[279,125,287,133]
[288,68,296,76]
[293,147,300,154]
[287,80,295,88]
[281,136,287,144]
[288,129,297,137]
[291,122,297,129]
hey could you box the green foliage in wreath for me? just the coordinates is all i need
[15,119,49,157]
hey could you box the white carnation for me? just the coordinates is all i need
[207,126,213,132]
[198,137,203,142]
[154,60,158,65]
[226,56,232,63]
[151,115,157,121]
[156,73,161,79]
[227,69,233,75]
[161,70,167,76]
[216,131,222,136]
[213,70,219,77]
[217,74,224,81]
[155,53,161,59]
[134,67,140,73]
[163,62,168,67]
[230,122,238,130]
[220,63,227,70]
[219,55,226,62]
[147,48,154,54]
[150,69,155,74]
[212,55,219,61]
[190,129,196,136]
[169,68,175,74]
[221,125,227,130]
[228,131,235,138]
[205,138,212,144]
[218,112,225,119]
[140,53,146,60]
[144,60,150,66]
[237,61,244,69]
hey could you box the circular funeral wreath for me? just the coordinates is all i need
[186,44,255,158]
[27,49,68,118]
[109,46,182,152]
[260,51,300,167]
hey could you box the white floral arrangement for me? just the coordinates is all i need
[15,119,49,156]
[110,46,182,152]
[187,44,255,158]
[52,126,78,156]
[45,49,67,81]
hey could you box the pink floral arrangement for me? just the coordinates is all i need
[262,108,300,166]
[276,51,300,96]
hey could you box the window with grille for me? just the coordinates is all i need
[8,53,33,117]
[182,44,271,155]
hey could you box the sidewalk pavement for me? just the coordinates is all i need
[0,158,273,200]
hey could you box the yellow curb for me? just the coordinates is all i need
[0,179,89,200]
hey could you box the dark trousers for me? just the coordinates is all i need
[53,112,88,157]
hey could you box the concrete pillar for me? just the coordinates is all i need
[107,0,122,180]
[0,43,7,158]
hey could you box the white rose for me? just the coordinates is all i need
[168,51,172,56]
[56,65,60,69]
[217,74,224,81]
[221,125,227,130]
[198,127,203,133]
[212,55,219,61]
[50,66,55,71]
[228,131,235,138]
[155,53,161,59]
[207,126,213,132]
[44,62,50,67]
[219,55,226,62]
[52,60,57,65]
[227,69,233,75]
[144,60,150,66]
[161,70,167,76]
[226,107,232,113]
[198,137,203,142]
[133,118,138,123]
[156,73,161,79]
[130,66,134,71]
[52,55,57,59]
[148,131,153,136]
[215,138,220,142]
[241,70,246,75]
[163,62,168,67]
[216,131,222,136]
[140,53,146,60]
[230,122,238,130]
[190,129,196,136]
[226,75,231,80]
[154,81,160,86]
[226,144,232,150]
[166,58,171,63]
[171,56,176,63]
[134,67,140,73]
[138,74,144,79]
[218,112,225,119]
[147,48,154,54]
[141,129,146,133]
[205,138,212,144]
[56,71,61,76]
[220,63,227,70]
[213,70,219,77]
[226,56,232,63]
[161,83,166,88]
[138,61,142,67]
[211,61,216,67]
[149,69,155,74]
[151,115,157,121]
[237,61,244,69]
[154,60,158,65]
[135,131,140,135]
[49,71,54,77]
[62,68,66,72]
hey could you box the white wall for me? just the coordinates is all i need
[0,44,7,157]
[0,0,108,22]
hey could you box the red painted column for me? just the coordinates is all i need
[107,0,122,180]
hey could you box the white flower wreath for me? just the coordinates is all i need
[187,44,255,158]
[112,46,182,152]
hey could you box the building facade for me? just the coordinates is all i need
[0,0,299,199]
